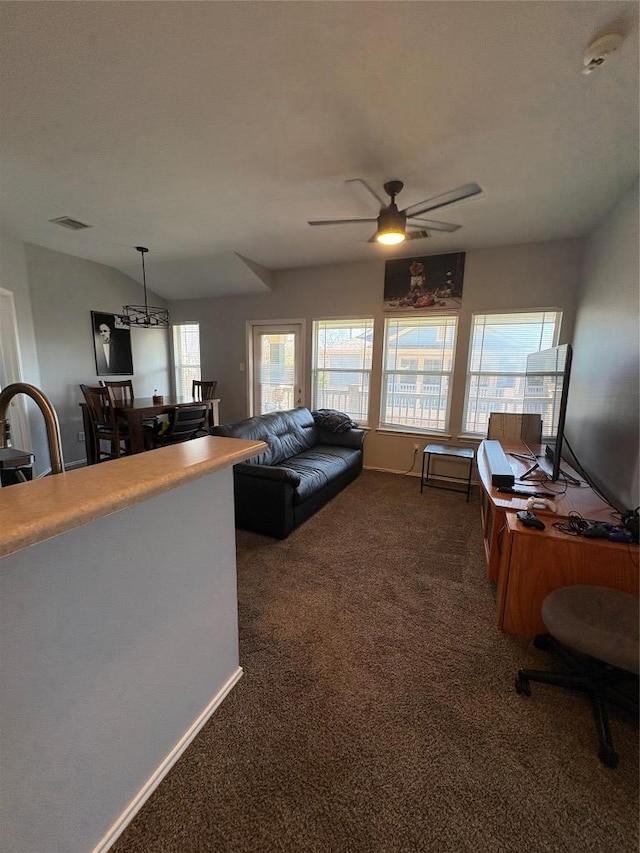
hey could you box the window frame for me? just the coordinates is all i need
[311,317,374,427]
[380,314,459,435]
[171,323,201,398]
[462,309,563,437]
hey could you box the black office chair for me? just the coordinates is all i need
[515,585,639,768]
[152,405,209,447]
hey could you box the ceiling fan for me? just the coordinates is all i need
[308,178,482,245]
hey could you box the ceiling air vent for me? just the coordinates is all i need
[48,216,93,231]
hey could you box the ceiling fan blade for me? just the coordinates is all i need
[407,218,461,233]
[308,217,378,226]
[345,178,387,207]
[402,182,482,218]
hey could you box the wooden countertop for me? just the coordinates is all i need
[0,436,266,558]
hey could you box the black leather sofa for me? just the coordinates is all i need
[210,407,365,538]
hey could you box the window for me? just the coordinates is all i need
[172,323,200,397]
[381,315,458,433]
[463,310,562,435]
[312,318,374,425]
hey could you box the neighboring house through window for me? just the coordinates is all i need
[311,318,374,426]
[463,310,562,435]
[381,315,458,433]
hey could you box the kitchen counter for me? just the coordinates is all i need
[0,435,266,558]
[1,433,266,853]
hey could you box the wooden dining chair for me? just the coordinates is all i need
[101,379,134,406]
[152,405,209,447]
[192,380,217,401]
[101,379,159,430]
[80,384,131,463]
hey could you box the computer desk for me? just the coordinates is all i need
[477,439,639,637]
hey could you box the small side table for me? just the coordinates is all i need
[420,444,475,502]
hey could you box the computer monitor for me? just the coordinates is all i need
[521,343,574,483]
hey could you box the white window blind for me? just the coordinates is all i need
[172,324,201,397]
[381,315,458,433]
[311,318,373,426]
[463,310,562,435]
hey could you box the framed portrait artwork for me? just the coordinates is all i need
[91,311,134,376]
[383,252,466,312]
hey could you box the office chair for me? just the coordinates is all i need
[192,380,217,401]
[515,584,639,768]
[153,405,209,447]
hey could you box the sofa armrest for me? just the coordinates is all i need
[234,462,301,486]
[316,428,366,450]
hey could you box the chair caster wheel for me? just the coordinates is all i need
[515,673,531,696]
[598,746,619,768]
[533,634,551,651]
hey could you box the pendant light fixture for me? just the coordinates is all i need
[122,246,169,328]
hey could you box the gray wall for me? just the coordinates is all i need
[169,237,584,473]
[0,239,171,471]
[565,182,639,512]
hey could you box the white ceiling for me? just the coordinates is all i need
[1,2,638,300]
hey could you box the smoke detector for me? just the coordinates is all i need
[582,32,624,74]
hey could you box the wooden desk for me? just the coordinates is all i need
[477,439,619,582]
[81,396,220,460]
[477,440,639,637]
[497,513,639,637]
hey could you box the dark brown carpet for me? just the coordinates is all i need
[112,471,639,853]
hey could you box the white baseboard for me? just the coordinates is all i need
[364,464,420,477]
[63,459,87,470]
[363,464,478,484]
[91,666,244,853]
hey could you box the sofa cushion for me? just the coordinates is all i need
[212,407,318,466]
[285,446,360,504]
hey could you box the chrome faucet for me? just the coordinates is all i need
[0,383,65,475]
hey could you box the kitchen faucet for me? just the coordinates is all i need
[0,383,65,475]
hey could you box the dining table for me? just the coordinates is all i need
[81,396,220,460]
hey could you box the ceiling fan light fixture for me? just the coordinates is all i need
[376,230,405,246]
[122,246,170,328]
[375,206,406,245]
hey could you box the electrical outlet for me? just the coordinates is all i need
[77,431,85,442]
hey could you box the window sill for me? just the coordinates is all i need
[376,427,451,440]
[456,434,484,444]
